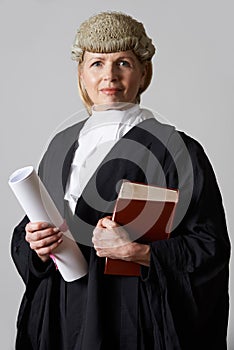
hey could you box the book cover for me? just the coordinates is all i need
[104,181,178,276]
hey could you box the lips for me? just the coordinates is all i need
[100,88,122,95]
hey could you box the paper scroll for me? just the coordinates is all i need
[9,166,88,282]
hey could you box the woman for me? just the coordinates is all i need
[11,11,230,350]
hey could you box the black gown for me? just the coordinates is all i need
[11,117,230,350]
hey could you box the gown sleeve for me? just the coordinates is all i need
[11,215,55,285]
[150,132,230,274]
[11,121,84,286]
[141,132,230,349]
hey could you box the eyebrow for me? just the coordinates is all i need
[86,55,135,63]
[86,56,105,62]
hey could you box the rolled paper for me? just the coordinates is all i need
[9,166,88,282]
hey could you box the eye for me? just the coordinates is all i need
[118,60,131,67]
[91,61,102,67]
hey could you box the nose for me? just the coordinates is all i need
[103,63,118,82]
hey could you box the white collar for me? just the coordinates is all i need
[80,104,141,137]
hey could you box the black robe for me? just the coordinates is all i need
[11,117,230,350]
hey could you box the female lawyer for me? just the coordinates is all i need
[11,11,230,350]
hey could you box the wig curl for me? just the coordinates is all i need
[71,12,156,63]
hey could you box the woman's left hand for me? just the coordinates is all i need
[92,216,150,267]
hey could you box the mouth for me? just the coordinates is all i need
[100,88,122,95]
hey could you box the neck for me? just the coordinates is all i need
[92,102,137,112]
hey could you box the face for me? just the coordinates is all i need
[79,50,147,106]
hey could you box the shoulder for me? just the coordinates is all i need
[47,119,88,151]
[170,131,219,197]
[41,119,87,159]
[176,131,214,174]
[38,119,87,177]
[139,113,176,136]
[177,131,207,156]
[150,120,215,183]
[139,117,205,156]
[138,112,209,160]
[131,115,176,148]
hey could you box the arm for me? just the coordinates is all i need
[11,218,63,284]
[11,134,64,283]
[142,134,230,349]
[150,133,230,278]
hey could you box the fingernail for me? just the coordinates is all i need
[53,227,60,232]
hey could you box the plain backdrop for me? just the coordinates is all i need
[1,0,233,348]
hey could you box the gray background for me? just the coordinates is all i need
[1,0,233,348]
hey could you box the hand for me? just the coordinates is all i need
[25,222,63,262]
[92,216,150,267]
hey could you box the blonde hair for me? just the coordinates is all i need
[71,11,156,114]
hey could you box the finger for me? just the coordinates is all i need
[93,227,115,240]
[96,216,114,228]
[93,236,128,249]
[95,243,133,259]
[95,247,122,258]
[29,232,63,250]
[95,248,106,257]
[26,227,60,243]
[35,238,63,257]
[26,221,52,233]
[101,217,118,230]
[96,218,104,228]
[93,226,103,237]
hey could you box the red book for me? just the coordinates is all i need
[104,181,179,276]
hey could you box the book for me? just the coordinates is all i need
[104,181,179,276]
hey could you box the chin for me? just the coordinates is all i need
[102,97,128,104]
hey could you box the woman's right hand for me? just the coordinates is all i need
[25,222,63,262]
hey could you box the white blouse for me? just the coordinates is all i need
[64,104,154,213]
